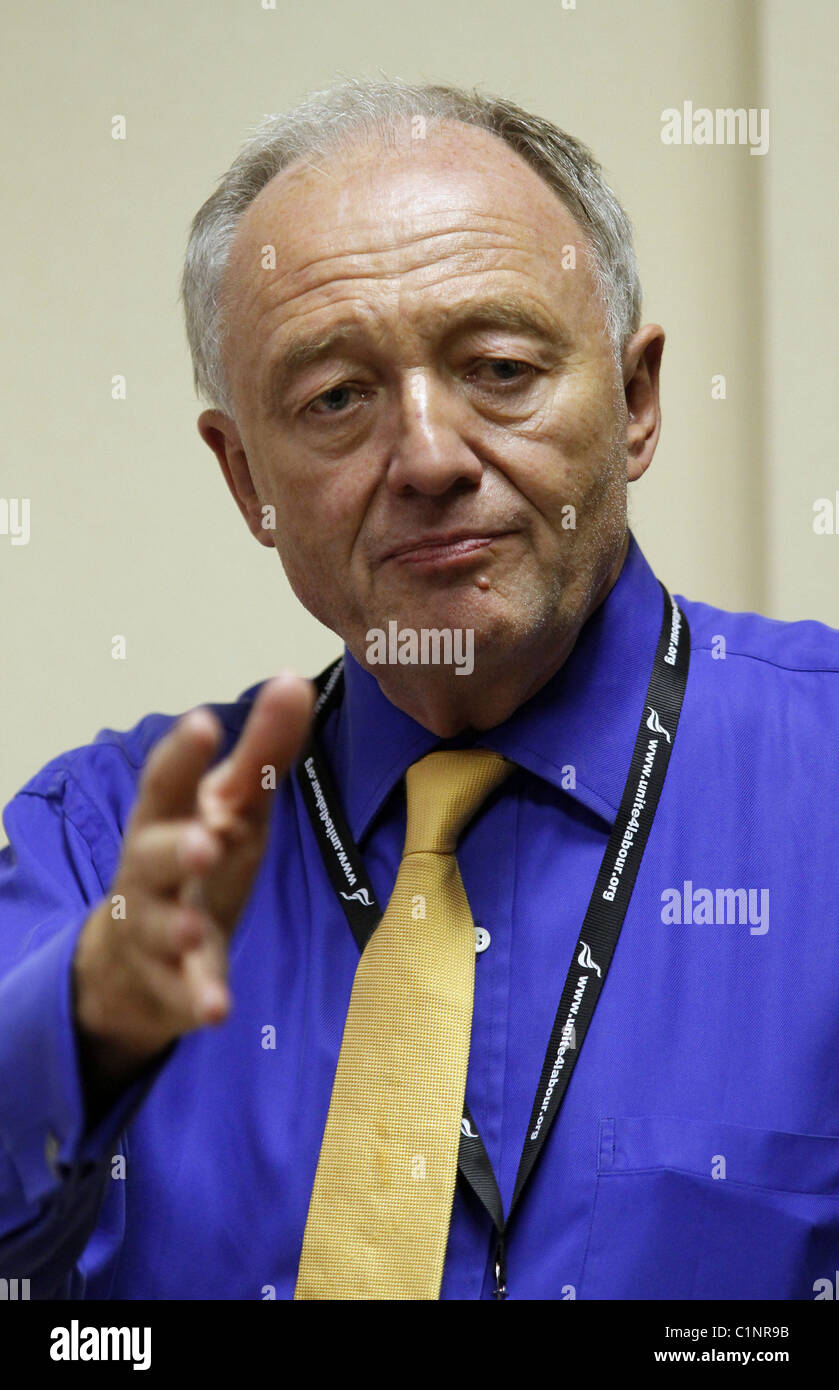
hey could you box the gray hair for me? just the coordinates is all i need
[181,78,643,416]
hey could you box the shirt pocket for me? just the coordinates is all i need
[579,1114,839,1300]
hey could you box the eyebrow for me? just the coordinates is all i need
[266,296,570,404]
[437,298,569,348]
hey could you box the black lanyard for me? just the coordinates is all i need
[296,580,690,1299]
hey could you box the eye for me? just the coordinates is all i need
[307,384,364,416]
[466,358,537,388]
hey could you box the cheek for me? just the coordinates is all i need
[528,376,623,500]
[258,453,370,620]
[255,442,352,543]
[271,522,343,628]
[552,369,621,454]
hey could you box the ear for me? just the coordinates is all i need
[622,325,665,483]
[197,411,275,547]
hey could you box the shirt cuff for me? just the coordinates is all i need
[0,911,174,1207]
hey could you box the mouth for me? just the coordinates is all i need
[383,531,514,570]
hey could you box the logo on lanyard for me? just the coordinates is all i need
[339,887,374,906]
[577,941,602,978]
[646,707,672,743]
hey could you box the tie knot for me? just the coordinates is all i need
[402,748,514,855]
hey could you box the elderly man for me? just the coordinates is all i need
[1,80,838,1303]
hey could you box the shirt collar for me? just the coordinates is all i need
[322,530,666,841]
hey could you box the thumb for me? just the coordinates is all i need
[197,673,315,831]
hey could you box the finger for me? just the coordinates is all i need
[197,673,315,829]
[131,708,223,831]
[124,820,223,896]
[133,946,230,1035]
[132,889,230,1027]
[176,897,231,1022]
[127,895,210,961]
[182,950,230,1026]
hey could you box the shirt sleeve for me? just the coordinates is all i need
[0,760,176,1297]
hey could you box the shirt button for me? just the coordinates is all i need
[474,925,491,954]
[45,1131,60,1175]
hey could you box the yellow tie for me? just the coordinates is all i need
[294,748,514,1300]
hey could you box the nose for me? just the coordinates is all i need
[386,372,484,496]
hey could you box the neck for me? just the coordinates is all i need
[364,533,630,737]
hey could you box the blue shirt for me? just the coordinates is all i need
[2,531,839,1300]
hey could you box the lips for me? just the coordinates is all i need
[384,531,510,565]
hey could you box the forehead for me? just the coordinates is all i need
[220,121,603,384]
[245,119,575,227]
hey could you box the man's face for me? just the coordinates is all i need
[214,121,644,690]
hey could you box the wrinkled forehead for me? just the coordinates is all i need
[222,120,594,305]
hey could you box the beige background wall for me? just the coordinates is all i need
[2,0,836,829]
